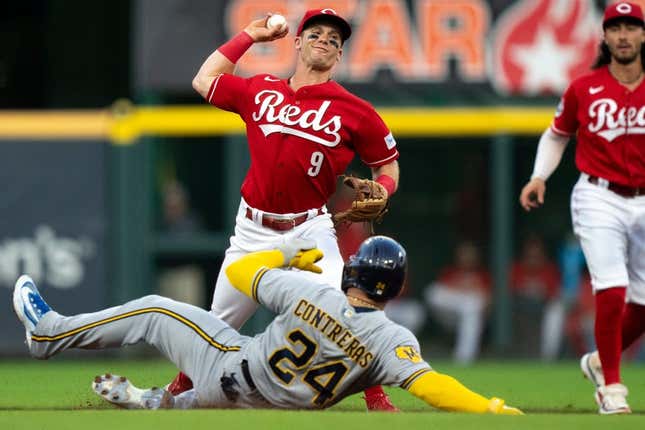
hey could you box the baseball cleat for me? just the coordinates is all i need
[580,351,605,388]
[167,372,194,396]
[13,275,52,348]
[596,383,631,415]
[92,373,175,409]
[363,392,400,412]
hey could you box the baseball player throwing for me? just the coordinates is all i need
[13,236,522,414]
[172,8,400,410]
[519,2,645,415]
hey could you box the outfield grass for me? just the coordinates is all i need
[0,359,643,429]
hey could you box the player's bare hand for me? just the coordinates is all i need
[244,14,289,43]
[519,178,546,212]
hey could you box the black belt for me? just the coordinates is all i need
[587,176,644,198]
[241,359,256,390]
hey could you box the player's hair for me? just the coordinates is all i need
[591,40,645,69]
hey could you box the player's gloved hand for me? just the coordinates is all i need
[276,238,316,263]
[487,397,524,415]
[276,238,324,273]
[288,249,323,273]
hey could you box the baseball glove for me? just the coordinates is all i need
[333,176,389,224]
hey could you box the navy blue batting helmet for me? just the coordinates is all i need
[341,236,407,302]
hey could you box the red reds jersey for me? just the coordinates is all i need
[551,66,645,187]
[437,267,491,298]
[207,73,399,213]
[509,262,560,301]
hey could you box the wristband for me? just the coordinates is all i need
[376,174,396,196]
[218,31,254,63]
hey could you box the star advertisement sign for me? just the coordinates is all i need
[491,0,600,95]
[137,0,645,99]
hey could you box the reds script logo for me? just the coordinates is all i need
[589,98,645,142]
[491,0,599,95]
[252,90,341,147]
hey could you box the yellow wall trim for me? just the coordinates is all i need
[0,106,555,143]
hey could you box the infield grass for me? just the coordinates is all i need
[1,359,644,430]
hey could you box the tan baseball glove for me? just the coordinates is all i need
[333,176,389,224]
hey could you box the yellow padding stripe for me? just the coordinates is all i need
[401,368,432,389]
[251,267,270,301]
[0,106,555,142]
[31,307,241,352]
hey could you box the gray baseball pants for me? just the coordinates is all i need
[28,294,269,408]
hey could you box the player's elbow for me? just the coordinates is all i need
[192,75,207,97]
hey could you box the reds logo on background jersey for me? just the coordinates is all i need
[491,0,599,95]
[588,98,645,142]
[252,90,342,147]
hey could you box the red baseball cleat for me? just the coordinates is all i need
[363,387,400,412]
[167,372,193,396]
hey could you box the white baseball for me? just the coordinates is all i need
[267,14,287,30]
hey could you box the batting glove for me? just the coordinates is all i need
[276,238,323,272]
[487,397,524,415]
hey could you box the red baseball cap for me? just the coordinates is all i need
[603,2,645,28]
[296,8,352,42]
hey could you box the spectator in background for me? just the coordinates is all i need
[565,272,596,357]
[157,179,205,307]
[385,275,427,336]
[566,273,643,361]
[509,235,562,360]
[559,237,642,361]
[424,241,491,364]
[162,180,203,236]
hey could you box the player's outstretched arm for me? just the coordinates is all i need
[406,371,523,415]
[192,14,289,98]
[225,239,323,298]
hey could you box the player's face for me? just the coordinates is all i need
[296,23,343,71]
[604,21,645,65]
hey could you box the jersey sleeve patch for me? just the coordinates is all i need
[554,98,564,118]
[395,345,422,363]
[384,132,397,150]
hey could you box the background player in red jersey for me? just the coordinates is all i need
[519,2,645,415]
[168,8,401,411]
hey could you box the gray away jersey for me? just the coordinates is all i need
[244,268,432,409]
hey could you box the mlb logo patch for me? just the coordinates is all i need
[555,99,564,118]
[384,133,396,150]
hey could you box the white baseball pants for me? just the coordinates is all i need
[571,173,645,305]
[210,199,344,329]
